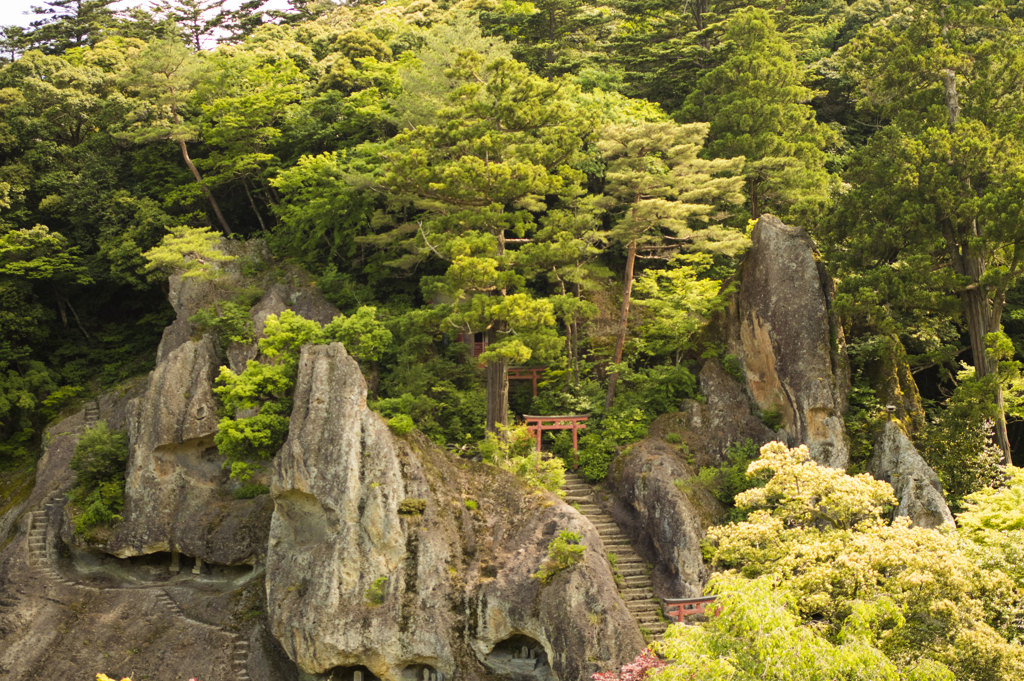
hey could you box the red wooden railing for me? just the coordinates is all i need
[663,596,718,623]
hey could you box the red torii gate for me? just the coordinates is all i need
[523,414,589,455]
[508,366,547,397]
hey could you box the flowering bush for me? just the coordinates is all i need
[592,649,666,681]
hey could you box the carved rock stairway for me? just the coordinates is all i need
[562,472,668,640]
[83,400,100,429]
[26,480,252,680]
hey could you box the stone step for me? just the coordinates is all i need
[617,588,654,601]
[612,560,645,569]
[617,567,647,577]
[633,611,664,623]
[597,531,628,539]
[625,599,658,611]
[622,575,652,587]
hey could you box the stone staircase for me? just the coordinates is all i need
[83,400,100,429]
[561,472,668,640]
[24,447,253,681]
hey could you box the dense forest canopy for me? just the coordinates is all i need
[1,0,1023,468]
[3,0,1024,678]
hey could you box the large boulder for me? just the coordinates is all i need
[268,343,643,681]
[78,250,341,566]
[713,214,850,468]
[868,421,954,528]
[88,335,272,565]
[608,437,725,599]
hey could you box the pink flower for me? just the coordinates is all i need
[592,650,666,681]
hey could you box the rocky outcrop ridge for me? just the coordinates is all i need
[268,343,644,681]
[651,360,778,469]
[714,214,850,468]
[869,421,954,528]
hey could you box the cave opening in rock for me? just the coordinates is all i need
[400,663,443,681]
[323,664,378,681]
[484,634,555,681]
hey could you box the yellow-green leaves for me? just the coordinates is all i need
[142,224,234,279]
[737,441,896,530]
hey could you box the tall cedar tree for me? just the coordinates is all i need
[827,0,1024,461]
[680,8,835,224]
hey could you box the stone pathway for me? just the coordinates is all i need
[561,472,668,641]
[83,400,100,429]
[25,485,252,681]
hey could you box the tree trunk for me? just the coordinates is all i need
[243,178,268,232]
[179,139,232,237]
[605,239,637,410]
[486,230,510,438]
[485,324,509,438]
[942,68,1012,464]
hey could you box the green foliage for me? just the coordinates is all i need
[189,301,255,344]
[233,482,270,499]
[654,573,955,681]
[917,371,1007,511]
[759,405,784,431]
[958,470,1024,537]
[722,354,744,384]
[534,529,586,583]
[577,407,652,482]
[695,439,761,511]
[215,410,290,465]
[680,8,837,225]
[503,450,566,495]
[704,442,1024,680]
[387,414,414,436]
[322,306,392,363]
[142,225,235,278]
[464,498,478,511]
[365,576,387,605]
[68,422,128,535]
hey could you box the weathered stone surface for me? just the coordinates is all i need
[92,335,271,564]
[268,343,643,681]
[650,360,778,469]
[712,214,850,468]
[865,335,926,435]
[869,421,954,528]
[608,437,725,599]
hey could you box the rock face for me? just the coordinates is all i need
[268,343,643,681]
[72,243,342,567]
[608,437,724,599]
[714,214,850,468]
[868,421,954,528]
[650,360,778,469]
[864,335,926,435]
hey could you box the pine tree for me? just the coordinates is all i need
[150,0,228,51]
[379,51,595,435]
[680,8,836,224]
[27,0,116,54]
[118,39,232,236]
[598,120,744,408]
